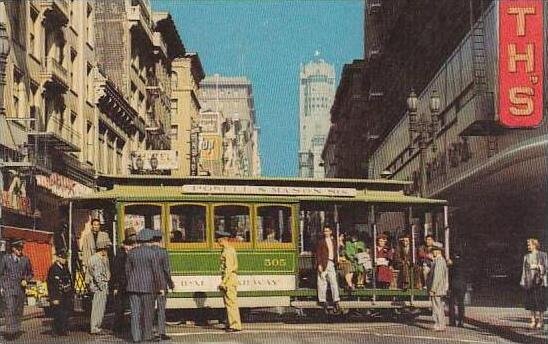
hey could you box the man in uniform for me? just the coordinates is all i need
[46,249,73,336]
[151,230,174,340]
[126,229,164,343]
[88,238,112,335]
[0,239,33,340]
[217,230,242,332]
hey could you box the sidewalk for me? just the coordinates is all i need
[464,307,547,344]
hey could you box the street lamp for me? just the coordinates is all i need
[406,89,441,197]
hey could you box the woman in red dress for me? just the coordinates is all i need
[375,234,394,288]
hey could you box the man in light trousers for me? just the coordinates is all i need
[426,243,449,331]
[315,226,341,313]
[87,238,112,335]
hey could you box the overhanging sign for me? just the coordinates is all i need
[182,184,357,197]
[498,0,544,128]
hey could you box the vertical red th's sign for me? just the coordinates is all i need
[499,0,544,128]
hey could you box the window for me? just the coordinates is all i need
[256,205,293,243]
[70,50,77,90]
[12,71,24,119]
[29,8,39,58]
[86,121,93,163]
[170,125,178,141]
[171,71,178,90]
[171,99,178,114]
[86,3,94,46]
[124,204,162,237]
[214,205,251,242]
[169,204,206,244]
[86,63,93,102]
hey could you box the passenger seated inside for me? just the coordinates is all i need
[171,230,184,243]
[263,228,278,242]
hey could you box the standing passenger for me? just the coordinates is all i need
[0,239,33,341]
[217,230,242,332]
[448,251,467,327]
[151,230,174,340]
[46,249,73,336]
[520,238,547,329]
[315,226,341,313]
[375,234,394,289]
[88,238,112,335]
[426,243,449,331]
[80,219,110,270]
[126,229,164,343]
[112,233,136,332]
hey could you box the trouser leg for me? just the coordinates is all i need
[317,270,327,302]
[90,289,107,332]
[223,286,241,330]
[141,293,156,340]
[448,293,456,325]
[4,294,22,334]
[129,293,142,342]
[456,291,465,324]
[326,261,340,302]
[156,294,167,335]
[431,296,446,329]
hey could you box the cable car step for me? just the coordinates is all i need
[290,300,430,309]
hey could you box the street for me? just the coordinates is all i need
[7,309,539,344]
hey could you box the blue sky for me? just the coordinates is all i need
[153,0,364,176]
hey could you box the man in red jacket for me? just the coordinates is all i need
[315,226,341,313]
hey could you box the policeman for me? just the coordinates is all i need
[151,230,174,340]
[46,249,73,336]
[0,239,34,340]
[216,230,242,332]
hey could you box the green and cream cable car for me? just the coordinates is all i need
[67,176,449,312]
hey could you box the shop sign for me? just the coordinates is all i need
[1,175,33,216]
[499,0,544,127]
[129,150,179,172]
[36,173,93,198]
[199,135,222,161]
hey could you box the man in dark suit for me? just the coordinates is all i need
[448,251,467,327]
[111,235,136,332]
[0,239,34,340]
[126,229,164,343]
[46,249,72,336]
[151,230,174,341]
[315,226,341,313]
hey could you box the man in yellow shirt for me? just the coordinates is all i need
[217,230,242,332]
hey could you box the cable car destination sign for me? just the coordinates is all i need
[182,184,357,197]
[498,0,544,128]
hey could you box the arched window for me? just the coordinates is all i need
[171,71,178,90]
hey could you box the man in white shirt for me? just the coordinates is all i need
[315,226,341,313]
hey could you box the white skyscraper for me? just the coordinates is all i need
[298,59,336,178]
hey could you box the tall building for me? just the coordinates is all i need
[170,53,205,177]
[199,74,261,177]
[298,59,335,178]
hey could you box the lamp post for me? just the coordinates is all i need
[406,89,441,197]
[0,6,11,243]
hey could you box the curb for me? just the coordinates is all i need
[464,315,547,344]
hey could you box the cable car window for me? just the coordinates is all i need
[124,204,162,234]
[214,205,251,242]
[169,204,206,243]
[257,205,293,243]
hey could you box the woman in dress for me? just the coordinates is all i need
[520,238,547,329]
[375,234,394,289]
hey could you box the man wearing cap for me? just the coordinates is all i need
[46,249,73,336]
[426,243,449,331]
[0,239,33,340]
[151,230,174,340]
[217,230,242,332]
[111,231,137,332]
[87,237,112,335]
[126,229,164,343]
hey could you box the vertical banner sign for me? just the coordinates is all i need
[499,0,544,128]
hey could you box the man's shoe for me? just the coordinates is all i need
[225,328,242,333]
[159,334,171,340]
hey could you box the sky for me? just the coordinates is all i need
[153,0,364,176]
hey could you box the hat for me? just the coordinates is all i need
[125,227,137,239]
[96,238,112,250]
[215,230,232,238]
[123,236,137,246]
[136,228,154,243]
[56,249,68,259]
[10,239,24,248]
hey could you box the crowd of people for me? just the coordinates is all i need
[0,221,545,340]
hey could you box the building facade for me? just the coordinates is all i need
[170,53,205,177]
[199,74,261,177]
[327,0,545,286]
[298,59,335,178]
[197,109,225,176]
